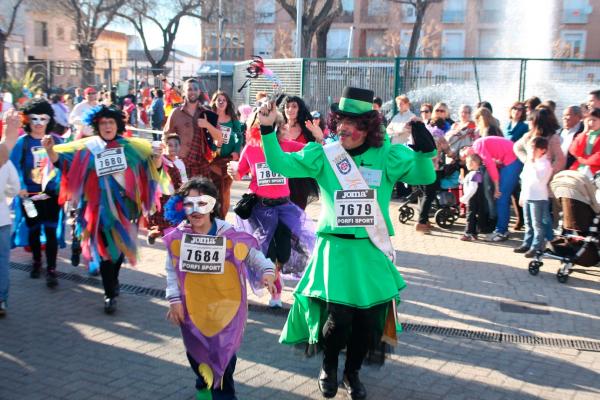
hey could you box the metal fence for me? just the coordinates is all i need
[4,58,199,94]
[233,57,600,126]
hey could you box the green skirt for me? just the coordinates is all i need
[279,234,406,345]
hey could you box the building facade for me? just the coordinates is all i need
[202,0,600,61]
[94,29,129,86]
[4,7,129,89]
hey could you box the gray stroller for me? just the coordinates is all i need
[528,170,600,283]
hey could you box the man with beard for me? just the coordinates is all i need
[163,79,222,178]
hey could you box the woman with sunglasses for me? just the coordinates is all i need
[432,102,453,132]
[419,103,433,124]
[505,102,529,143]
[10,99,65,288]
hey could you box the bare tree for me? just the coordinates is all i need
[0,0,25,81]
[388,0,442,59]
[276,0,343,57]
[388,0,441,93]
[117,0,214,79]
[49,0,128,86]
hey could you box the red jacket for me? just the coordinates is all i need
[569,130,600,174]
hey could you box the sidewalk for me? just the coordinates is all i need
[2,181,600,399]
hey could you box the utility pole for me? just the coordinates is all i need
[134,59,138,95]
[295,0,303,58]
[346,25,354,58]
[346,26,354,58]
[217,0,223,90]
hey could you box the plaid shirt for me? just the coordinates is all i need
[164,103,213,178]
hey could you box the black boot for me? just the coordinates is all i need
[318,365,338,398]
[104,296,117,314]
[71,239,81,267]
[46,269,58,288]
[343,371,367,400]
[30,261,42,279]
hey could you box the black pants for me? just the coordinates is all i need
[321,301,388,374]
[395,182,412,199]
[99,254,124,298]
[187,352,237,399]
[266,223,292,264]
[465,186,484,235]
[24,196,60,270]
[151,124,162,141]
[511,182,524,226]
[417,178,440,224]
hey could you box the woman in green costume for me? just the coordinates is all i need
[257,87,437,399]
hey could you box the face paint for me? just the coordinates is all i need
[29,114,51,126]
[339,128,362,140]
[183,195,216,215]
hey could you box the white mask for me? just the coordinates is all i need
[29,114,51,126]
[183,195,216,215]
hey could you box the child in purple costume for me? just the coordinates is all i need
[162,177,276,400]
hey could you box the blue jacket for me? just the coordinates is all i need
[151,98,165,128]
[505,121,528,142]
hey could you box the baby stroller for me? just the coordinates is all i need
[528,171,600,283]
[398,188,459,228]
[398,159,461,229]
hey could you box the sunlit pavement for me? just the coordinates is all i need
[2,181,600,399]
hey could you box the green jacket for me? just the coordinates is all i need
[262,131,436,237]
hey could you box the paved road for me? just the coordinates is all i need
[2,181,600,400]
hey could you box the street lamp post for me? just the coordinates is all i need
[295,0,303,58]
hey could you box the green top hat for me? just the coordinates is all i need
[331,87,375,117]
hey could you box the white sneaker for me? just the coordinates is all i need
[486,231,509,242]
[269,298,283,308]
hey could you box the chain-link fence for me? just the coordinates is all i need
[234,57,600,126]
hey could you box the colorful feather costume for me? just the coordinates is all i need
[53,136,169,266]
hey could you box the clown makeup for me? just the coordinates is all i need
[183,195,217,216]
[29,114,51,126]
[337,119,367,150]
[338,129,363,141]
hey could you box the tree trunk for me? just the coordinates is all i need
[403,4,426,92]
[406,5,425,59]
[301,30,313,58]
[0,34,7,82]
[315,22,332,58]
[78,44,96,87]
[151,62,167,78]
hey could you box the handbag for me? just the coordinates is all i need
[233,193,258,219]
